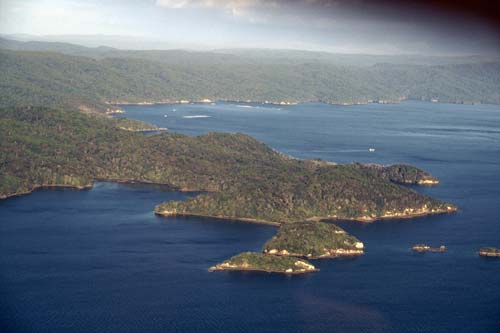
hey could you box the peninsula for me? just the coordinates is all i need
[357,163,440,185]
[1,107,456,227]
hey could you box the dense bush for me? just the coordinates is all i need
[1,107,453,223]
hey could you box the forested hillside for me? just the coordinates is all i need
[1,40,499,112]
[0,107,455,222]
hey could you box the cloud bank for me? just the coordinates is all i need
[0,0,498,55]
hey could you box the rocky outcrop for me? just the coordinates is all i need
[411,244,447,252]
[479,247,500,257]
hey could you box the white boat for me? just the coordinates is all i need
[368,148,376,152]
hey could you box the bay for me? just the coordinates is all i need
[1,101,499,332]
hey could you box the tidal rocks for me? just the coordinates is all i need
[479,247,500,257]
[208,252,318,274]
[411,244,447,252]
[263,221,364,259]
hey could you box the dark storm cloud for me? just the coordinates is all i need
[293,0,500,54]
[155,0,500,54]
[155,0,500,26]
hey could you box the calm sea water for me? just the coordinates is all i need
[1,101,500,332]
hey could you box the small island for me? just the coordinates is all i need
[211,221,364,274]
[263,221,364,259]
[479,247,500,257]
[411,244,447,252]
[209,252,318,274]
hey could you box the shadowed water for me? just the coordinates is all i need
[1,101,499,332]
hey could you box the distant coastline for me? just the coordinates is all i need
[110,97,487,110]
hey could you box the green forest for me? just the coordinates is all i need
[0,106,455,223]
[1,37,499,113]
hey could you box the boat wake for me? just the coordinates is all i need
[183,115,211,119]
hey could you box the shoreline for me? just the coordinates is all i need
[0,179,209,201]
[154,206,458,226]
[208,266,319,274]
[109,98,488,109]
[0,183,94,200]
[121,127,168,132]
[93,178,208,193]
[306,206,458,223]
[265,251,364,260]
[154,212,281,226]
[2,181,457,226]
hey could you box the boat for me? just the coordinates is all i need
[369,148,376,152]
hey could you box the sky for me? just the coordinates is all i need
[0,0,499,55]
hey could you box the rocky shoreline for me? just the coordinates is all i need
[2,178,457,225]
[263,248,364,260]
[352,205,458,222]
[0,183,94,200]
[210,222,365,275]
[208,252,318,274]
[156,205,458,225]
[153,211,281,226]
[479,247,500,257]
[107,97,483,110]
[412,244,447,252]
[119,127,168,132]
[208,266,318,274]
[0,178,207,201]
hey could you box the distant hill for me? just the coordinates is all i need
[0,37,116,56]
[1,37,499,111]
[2,37,498,66]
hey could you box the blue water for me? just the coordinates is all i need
[1,101,500,332]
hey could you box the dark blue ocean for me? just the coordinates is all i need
[1,101,499,332]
